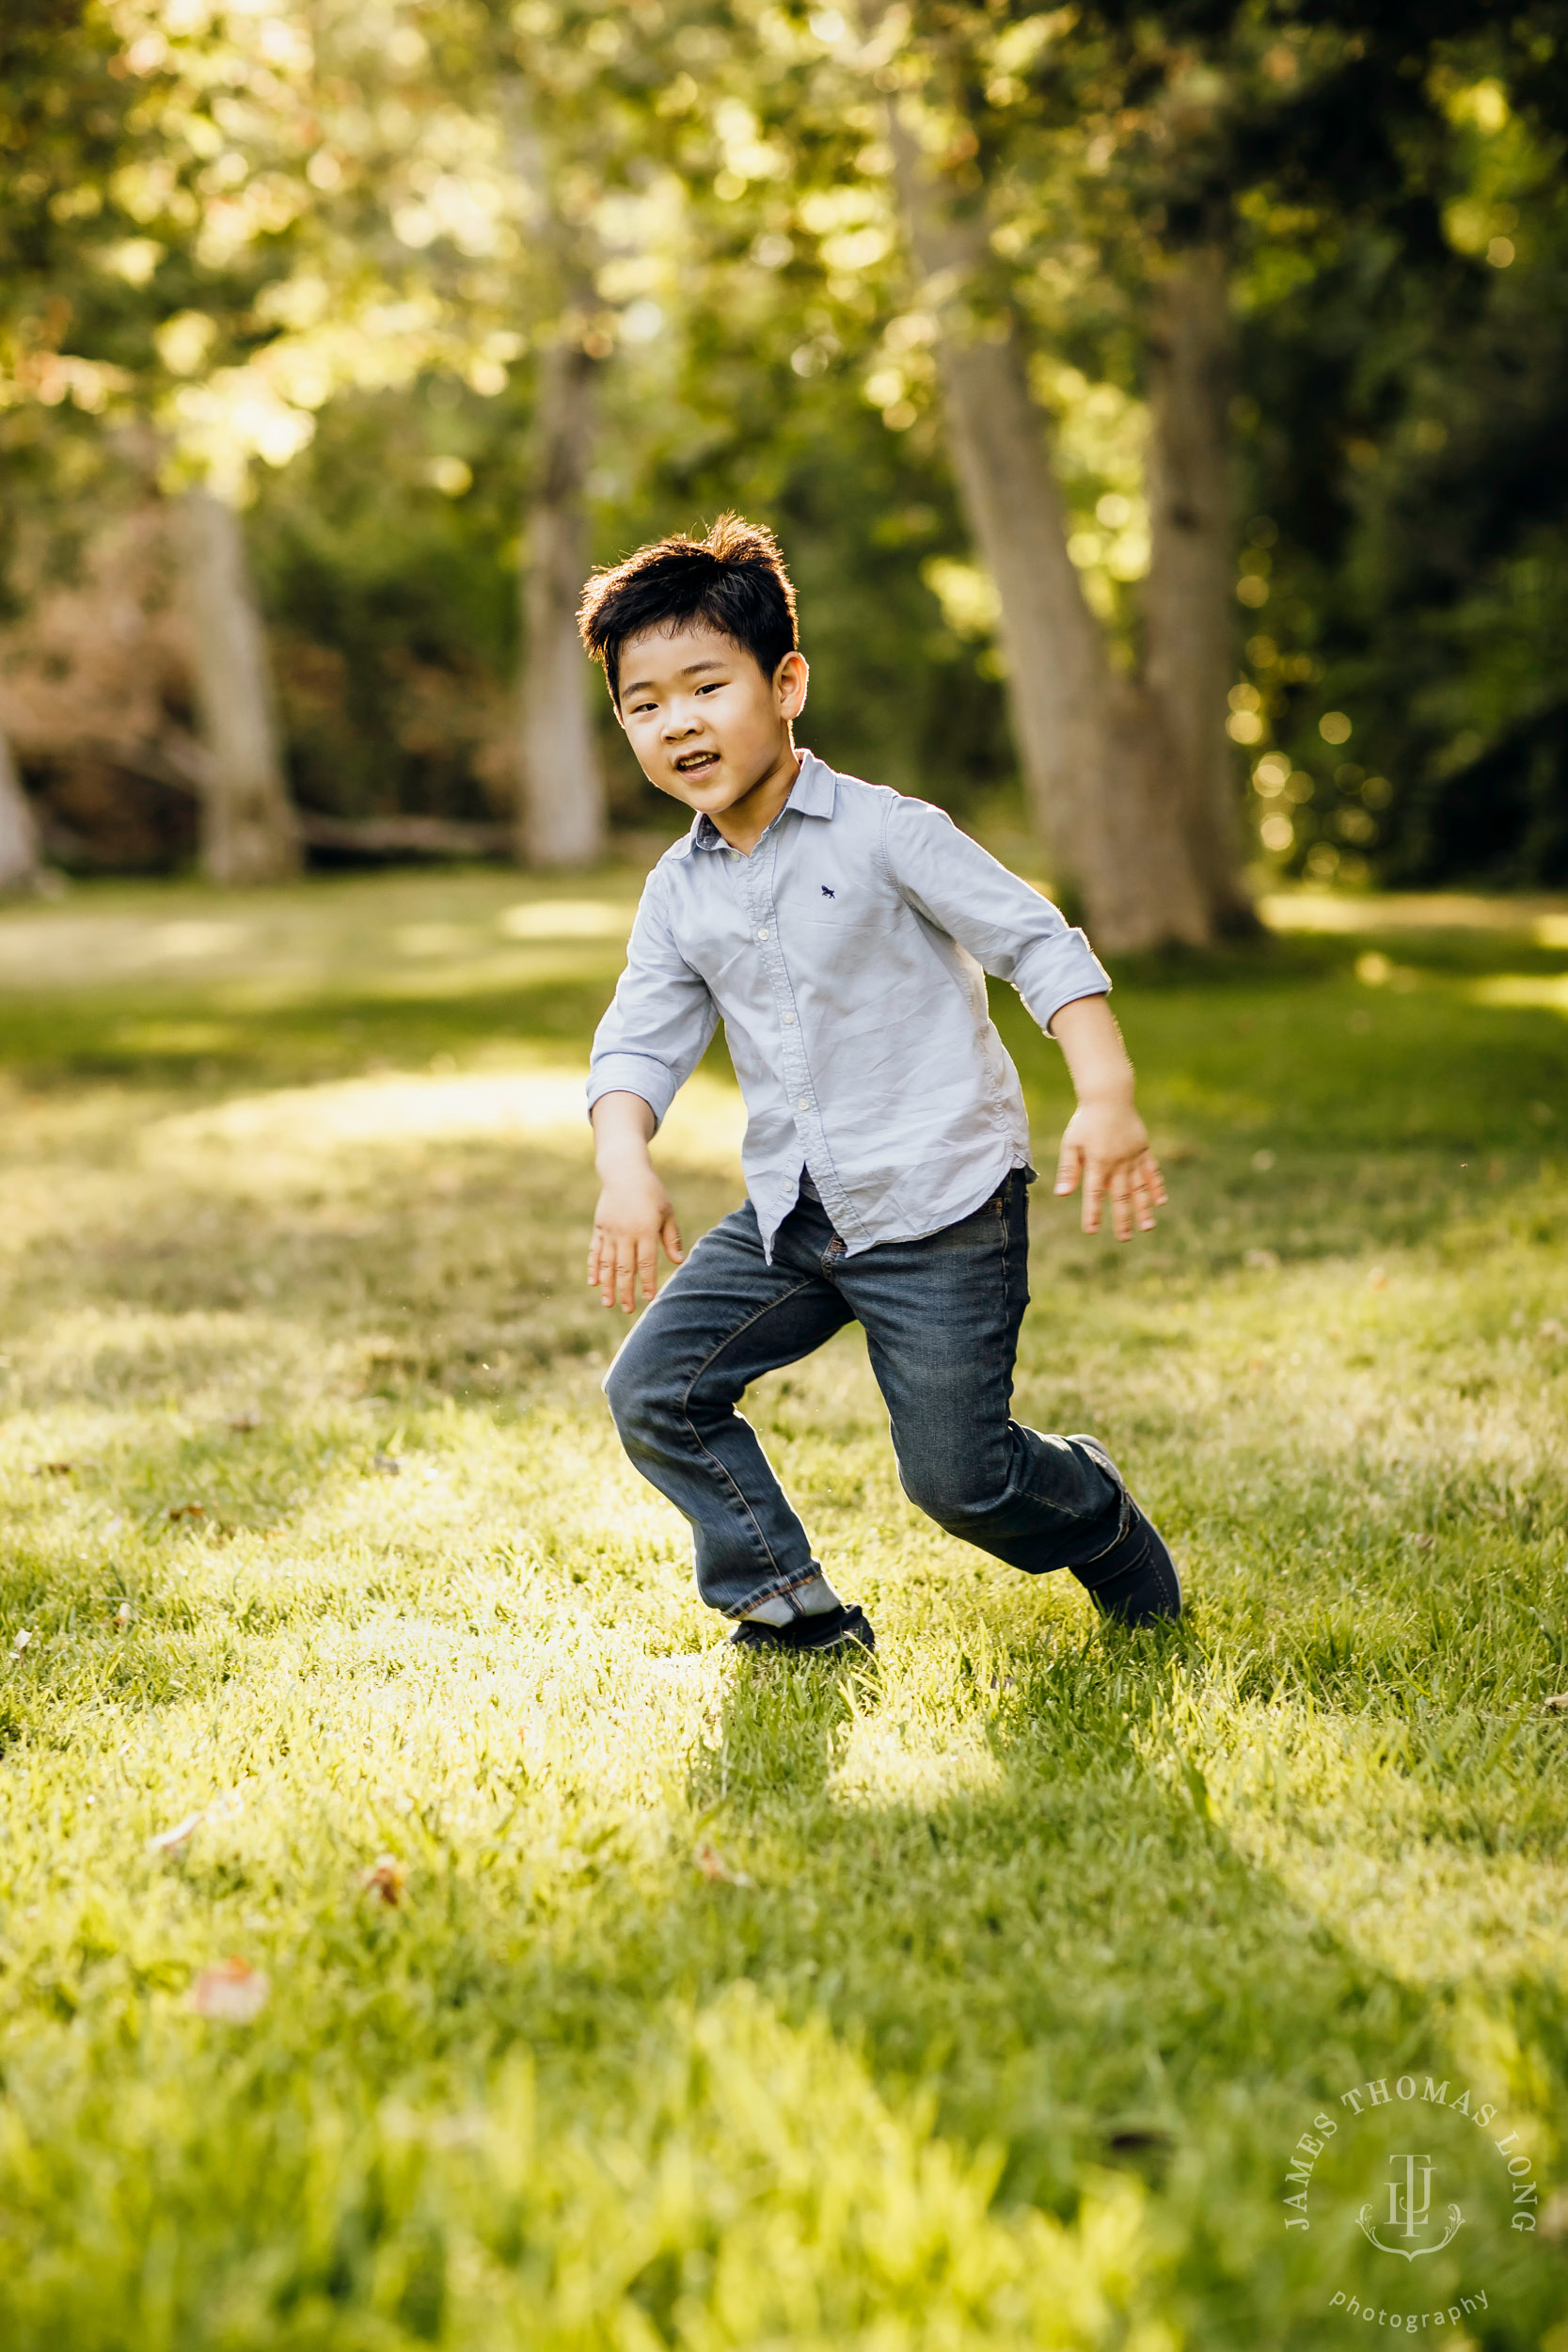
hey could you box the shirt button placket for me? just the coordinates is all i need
[758,844,806,1131]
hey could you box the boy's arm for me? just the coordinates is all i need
[585,878,716,1312]
[881,798,1162,1240]
[1047,994,1165,1240]
[588,1091,685,1313]
[880,793,1111,1035]
[588,882,719,1135]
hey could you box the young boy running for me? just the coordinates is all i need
[581,516,1180,1655]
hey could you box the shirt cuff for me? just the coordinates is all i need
[1016,928,1113,1033]
[586,1053,678,1130]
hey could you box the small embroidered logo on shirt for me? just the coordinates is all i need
[820,884,835,898]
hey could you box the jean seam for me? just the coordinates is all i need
[954,1180,1021,1517]
[998,1173,1121,1544]
[998,1179,1058,1521]
[675,1276,828,1593]
[1002,1183,1088,1524]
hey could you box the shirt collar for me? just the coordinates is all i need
[685,749,838,852]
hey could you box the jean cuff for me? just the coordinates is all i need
[719,1564,828,1621]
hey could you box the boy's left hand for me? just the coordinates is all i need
[1053,1103,1165,1239]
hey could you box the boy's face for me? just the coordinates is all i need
[614,622,808,818]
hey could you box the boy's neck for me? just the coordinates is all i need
[705,740,802,856]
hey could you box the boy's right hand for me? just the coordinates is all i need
[588,1173,685,1314]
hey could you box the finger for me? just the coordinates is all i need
[599,1234,619,1309]
[1080,1157,1104,1234]
[661,1211,686,1265]
[1110,1163,1132,1243]
[1134,1156,1164,1228]
[617,1235,638,1316]
[1129,1167,1158,1232]
[1054,1138,1084,1198]
[637,1231,657,1306]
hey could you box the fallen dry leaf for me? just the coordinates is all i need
[114,1600,134,1628]
[148,1780,252,1855]
[1405,1533,1436,1552]
[694,1841,752,1888]
[167,1502,206,1522]
[188,1957,269,2023]
[361,1854,407,1906]
[31,1462,75,1477]
[1544,1694,1568,1716]
[150,1809,207,1855]
[13,1628,34,1652]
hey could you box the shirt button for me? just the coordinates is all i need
[797,1096,810,1110]
[782,1011,796,1025]
[756,928,769,942]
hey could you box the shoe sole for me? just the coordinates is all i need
[729,1610,876,1657]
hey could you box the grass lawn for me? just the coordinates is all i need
[0,866,1566,2350]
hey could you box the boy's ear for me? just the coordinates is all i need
[775,649,809,718]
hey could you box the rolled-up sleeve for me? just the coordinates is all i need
[586,872,719,1129]
[880,795,1110,1033]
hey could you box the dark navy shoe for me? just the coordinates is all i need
[729,1602,877,1656]
[1070,1503,1181,1628]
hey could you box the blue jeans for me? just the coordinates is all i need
[603,1170,1131,1619]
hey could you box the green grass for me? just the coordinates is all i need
[0,867,1566,2350]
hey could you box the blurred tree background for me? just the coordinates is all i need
[3,0,1566,928]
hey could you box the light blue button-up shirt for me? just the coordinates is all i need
[587,751,1110,1258]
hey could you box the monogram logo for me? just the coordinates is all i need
[1357,2153,1465,2260]
[1282,2068,1545,2331]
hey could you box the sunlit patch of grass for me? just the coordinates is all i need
[0,872,1565,2347]
[1470,972,1568,1016]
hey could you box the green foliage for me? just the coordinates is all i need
[0,872,1566,2342]
[248,389,523,826]
[1224,11,1568,885]
[7,1,1568,879]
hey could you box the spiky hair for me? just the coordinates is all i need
[577,514,800,705]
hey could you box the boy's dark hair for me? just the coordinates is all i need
[578,514,799,706]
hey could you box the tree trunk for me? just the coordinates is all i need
[0,724,41,892]
[173,489,300,884]
[889,119,1211,949]
[515,339,607,868]
[1144,247,1256,933]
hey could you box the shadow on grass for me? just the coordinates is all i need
[617,1624,1566,2345]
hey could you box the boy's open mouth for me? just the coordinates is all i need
[674,750,720,775]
